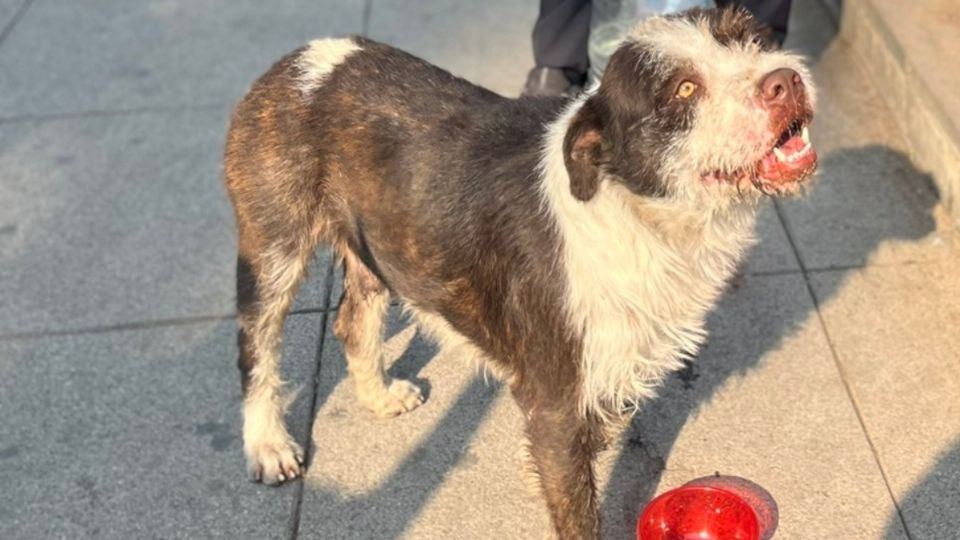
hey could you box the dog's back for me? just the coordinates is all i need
[224,37,574,361]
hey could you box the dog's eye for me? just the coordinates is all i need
[675,80,698,99]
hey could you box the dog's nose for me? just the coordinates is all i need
[759,68,804,108]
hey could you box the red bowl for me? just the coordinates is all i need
[637,477,777,540]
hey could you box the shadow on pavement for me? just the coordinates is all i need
[302,309,504,539]
[883,440,960,539]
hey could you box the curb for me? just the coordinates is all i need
[839,0,960,221]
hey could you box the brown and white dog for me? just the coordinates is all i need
[223,8,816,539]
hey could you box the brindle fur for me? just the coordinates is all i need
[224,8,802,538]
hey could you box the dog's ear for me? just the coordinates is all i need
[563,99,606,201]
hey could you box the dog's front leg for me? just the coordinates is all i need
[520,397,603,540]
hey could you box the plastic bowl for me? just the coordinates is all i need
[637,476,778,540]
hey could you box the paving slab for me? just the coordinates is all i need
[777,16,958,271]
[744,202,800,275]
[0,0,27,36]
[0,313,322,539]
[299,308,549,539]
[598,272,904,539]
[0,109,331,337]
[809,259,960,540]
[366,0,537,98]
[0,0,364,117]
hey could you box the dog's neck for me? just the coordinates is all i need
[539,106,758,420]
[621,184,759,257]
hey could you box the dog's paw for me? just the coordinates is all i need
[360,378,425,417]
[246,437,304,485]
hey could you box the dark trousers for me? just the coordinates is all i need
[532,0,793,78]
[532,0,593,82]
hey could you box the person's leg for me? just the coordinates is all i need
[718,0,793,46]
[533,0,592,81]
[525,0,592,96]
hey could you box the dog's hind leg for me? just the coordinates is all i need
[333,248,424,417]
[236,232,313,484]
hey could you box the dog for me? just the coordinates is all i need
[223,7,816,538]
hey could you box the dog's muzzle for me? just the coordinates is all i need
[754,68,817,191]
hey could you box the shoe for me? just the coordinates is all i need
[522,66,583,98]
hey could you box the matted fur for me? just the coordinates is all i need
[540,96,758,419]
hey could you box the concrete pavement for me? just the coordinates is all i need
[0,1,957,539]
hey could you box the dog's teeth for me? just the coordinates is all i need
[774,148,786,162]
[801,126,810,144]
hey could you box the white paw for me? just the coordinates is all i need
[245,436,304,485]
[360,378,425,417]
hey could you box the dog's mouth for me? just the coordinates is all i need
[755,116,817,191]
[702,115,817,195]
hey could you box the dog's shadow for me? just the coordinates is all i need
[598,144,942,537]
[301,303,507,539]
[882,440,960,539]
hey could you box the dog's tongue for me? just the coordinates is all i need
[757,134,816,184]
[780,134,807,154]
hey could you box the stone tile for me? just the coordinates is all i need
[777,34,957,270]
[0,0,27,34]
[598,273,904,539]
[0,313,322,539]
[0,0,364,116]
[743,202,800,274]
[299,308,550,539]
[367,0,537,97]
[0,110,331,336]
[809,260,960,539]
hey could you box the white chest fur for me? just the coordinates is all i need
[539,111,758,419]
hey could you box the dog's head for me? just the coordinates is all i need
[564,7,817,202]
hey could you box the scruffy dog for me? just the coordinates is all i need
[224,7,816,538]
